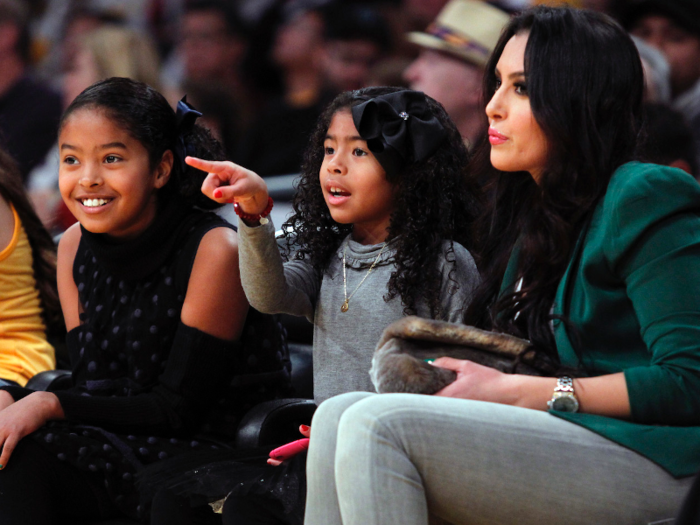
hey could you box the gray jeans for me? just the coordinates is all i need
[305,392,694,525]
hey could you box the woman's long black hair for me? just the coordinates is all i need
[0,149,62,333]
[281,86,482,318]
[60,77,225,210]
[464,7,644,361]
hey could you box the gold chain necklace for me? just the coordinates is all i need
[341,242,387,313]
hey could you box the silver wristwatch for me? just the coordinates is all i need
[547,377,579,412]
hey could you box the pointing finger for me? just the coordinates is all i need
[185,156,232,174]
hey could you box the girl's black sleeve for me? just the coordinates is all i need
[4,322,238,436]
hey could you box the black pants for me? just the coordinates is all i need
[222,496,291,525]
[149,491,287,525]
[150,489,222,525]
[0,438,121,524]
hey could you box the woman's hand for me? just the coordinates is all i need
[432,357,519,403]
[432,358,632,417]
[188,157,270,215]
[0,392,64,469]
[267,424,311,467]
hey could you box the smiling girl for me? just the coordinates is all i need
[0,78,290,524]
[303,7,700,525]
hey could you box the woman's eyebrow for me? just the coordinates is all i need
[494,66,526,80]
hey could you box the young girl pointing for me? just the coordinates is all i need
[193,87,482,404]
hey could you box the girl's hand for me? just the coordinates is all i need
[0,392,64,469]
[0,391,14,412]
[187,157,270,215]
[432,357,518,404]
[267,424,311,467]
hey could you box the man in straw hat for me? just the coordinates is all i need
[403,0,510,144]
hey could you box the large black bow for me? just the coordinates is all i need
[351,90,446,177]
[173,96,203,174]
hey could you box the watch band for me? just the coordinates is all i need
[555,376,574,393]
[547,376,580,412]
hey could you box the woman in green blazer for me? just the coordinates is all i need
[303,6,700,525]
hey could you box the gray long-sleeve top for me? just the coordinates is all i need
[238,220,480,403]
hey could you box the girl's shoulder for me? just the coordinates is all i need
[171,210,237,287]
[435,239,480,288]
[57,223,82,265]
[437,239,478,268]
[178,210,235,250]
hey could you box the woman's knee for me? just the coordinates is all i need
[307,392,375,478]
[336,394,426,440]
[310,392,374,438]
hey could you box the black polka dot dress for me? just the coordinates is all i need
[22,207,291,522]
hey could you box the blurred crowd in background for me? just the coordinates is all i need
[0,0,699,235]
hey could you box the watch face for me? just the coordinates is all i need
[551,393,579,413]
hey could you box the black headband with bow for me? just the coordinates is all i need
[173,96,203,175]
[350,90,447,177]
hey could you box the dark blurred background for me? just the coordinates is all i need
[1,0,697,234]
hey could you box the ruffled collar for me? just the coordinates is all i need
[335,234,397,270]
[79,196,198,281]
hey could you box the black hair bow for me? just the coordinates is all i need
[351,90,446,177]
[174,96,203,175]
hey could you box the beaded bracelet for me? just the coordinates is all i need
[233,196,274,225]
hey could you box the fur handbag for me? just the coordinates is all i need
[370,316,558,395]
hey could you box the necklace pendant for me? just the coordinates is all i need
[341,300,349,313]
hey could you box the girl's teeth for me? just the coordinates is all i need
[82,198,109,207]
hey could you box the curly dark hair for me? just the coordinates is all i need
[464,7,644,364]
[280,86,481,318]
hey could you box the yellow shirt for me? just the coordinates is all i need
[0,203,55,385]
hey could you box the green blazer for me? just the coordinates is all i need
[503,162,700,478]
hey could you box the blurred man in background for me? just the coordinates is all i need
[320,3,391,93]
[403,0,510,145]
[0,0,61,181]
[622,0,700,167]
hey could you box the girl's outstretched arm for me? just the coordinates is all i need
[189,157,270,217]
[192,156,321,321]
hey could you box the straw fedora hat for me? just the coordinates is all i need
[406,0,511,67]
